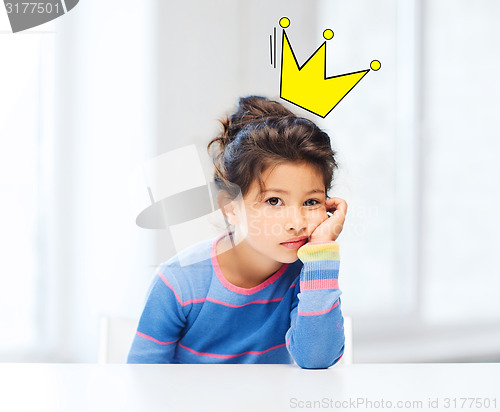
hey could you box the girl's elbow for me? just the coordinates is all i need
[294,348,344,369]
[295,359,335,369]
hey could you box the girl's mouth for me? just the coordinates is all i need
[280,236,309,249]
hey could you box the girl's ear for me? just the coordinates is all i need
[217,191,239,225]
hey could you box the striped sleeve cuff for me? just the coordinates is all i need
[297,241,339,262]
[297,241,340,290]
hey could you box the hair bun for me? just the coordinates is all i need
[222,96,294,142]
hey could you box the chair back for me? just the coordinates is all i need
[338,315,353,364]
[98,316,138,364]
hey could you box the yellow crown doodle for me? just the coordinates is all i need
[275,17,380,118]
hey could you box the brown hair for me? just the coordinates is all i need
[207,96,338,200]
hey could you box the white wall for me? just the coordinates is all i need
[48,0,157,362]
[421,0,500,324]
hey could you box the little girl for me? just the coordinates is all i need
[127,96,347,369]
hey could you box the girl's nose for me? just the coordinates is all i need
[284,207,307,232]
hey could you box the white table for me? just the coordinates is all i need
[0,363,499,412]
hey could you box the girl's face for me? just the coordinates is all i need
[228,161,329,264]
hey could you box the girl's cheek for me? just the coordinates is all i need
[247,204,269,220]
[308,210,328,227]
[311,207,327,219]
[248,216,263,237]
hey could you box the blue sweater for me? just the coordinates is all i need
[127,234,344,369]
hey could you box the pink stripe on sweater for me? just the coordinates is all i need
[181,298,206,306]
[300,279,338,290]
[157,272,183,304]
[137,331,178,345]
[298,300,340,316]
[182,296,285,307]
[206,296,283,308]
[178,341,286,359]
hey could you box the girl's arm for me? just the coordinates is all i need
[285,241,344,369]
[127,271,186,364]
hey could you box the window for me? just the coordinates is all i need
[0,21,55,358]
[317,0,500,362]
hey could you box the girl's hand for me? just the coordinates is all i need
[308,197,348,243]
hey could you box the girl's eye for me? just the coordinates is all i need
[266,197,282,206]
[265,198,322,207]
[304,199,320,206]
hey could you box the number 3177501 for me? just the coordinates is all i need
[5,3,60,14]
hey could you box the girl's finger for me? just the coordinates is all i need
[325,197,348,216]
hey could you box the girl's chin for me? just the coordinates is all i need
[279,250,300,263]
